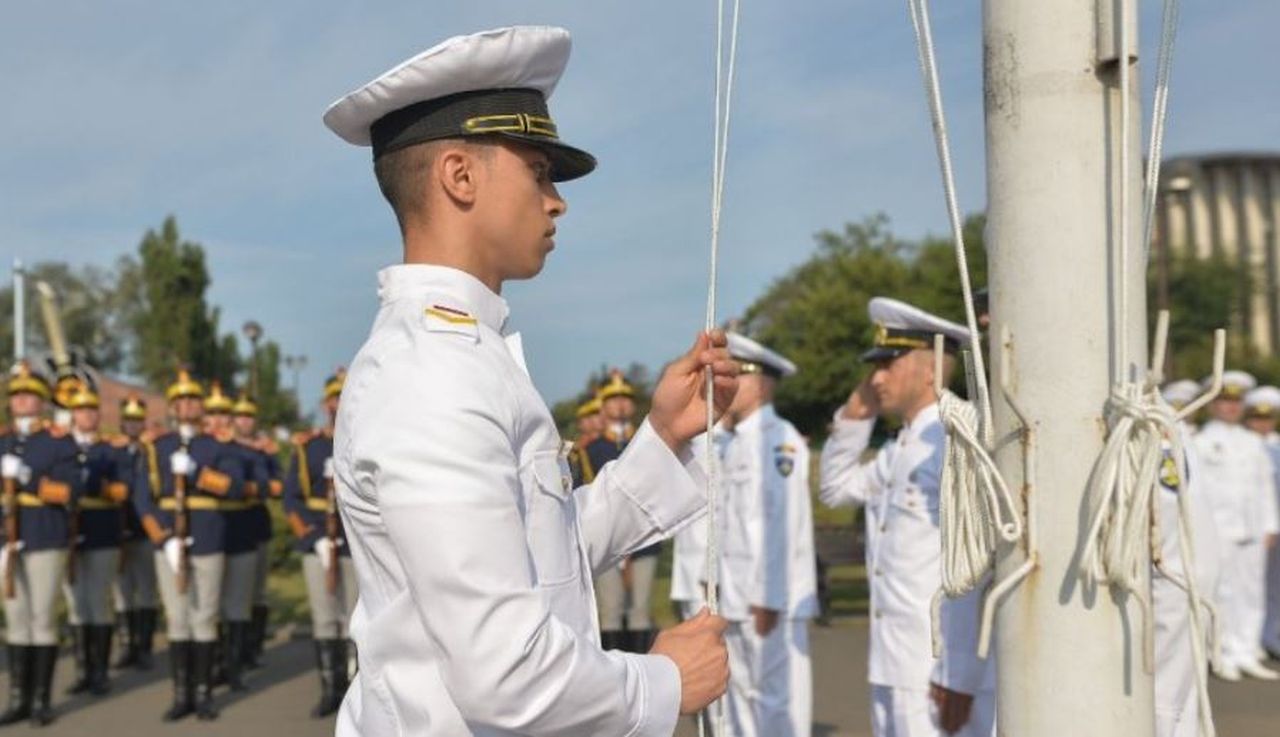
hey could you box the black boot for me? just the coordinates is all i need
[161,641,194,721]
[247,605,269,669]
[29,645,57,727]
[114,611,138,669]
[136,608,157,670]
[310,640,337,718]
[600,630,624,651]
[211,624,226,687]
[88,625,112,696]
[0,645,32,725]
[66,626,91,695]
[635,629,657,653]
[332,639,350,706]
[193,641,219,721]
[223,621,247,692]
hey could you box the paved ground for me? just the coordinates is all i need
[2,620,1277,736]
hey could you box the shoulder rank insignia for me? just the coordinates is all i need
[423,304,480,341]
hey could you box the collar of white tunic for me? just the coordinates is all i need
[899,401,940,441]
[376,263,511,333]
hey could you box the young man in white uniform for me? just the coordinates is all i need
[718,333,817,737]
[1194,371,1280,681]
[1242,385,1280,664]
[323,26,735,736]
[819,298,993,737]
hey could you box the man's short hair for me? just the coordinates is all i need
[373,139,494,229]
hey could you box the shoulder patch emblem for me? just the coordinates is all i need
[773,444,797,478]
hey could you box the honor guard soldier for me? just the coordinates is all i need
[47,364,79,432]
[1153,380,1220,736]
[819,298,994,737]
[1242,385,1280,663]
[718,333,818,737]
[112,393,159,670]
[134,369,250,721]
[283,369,356,718]
[232,392,279,670]
[588,371,661,652]
[1,360,82,727]
[62,379,124,697]
[202,382,256,693]
[1194,370,1280,681]
[568,394,602,487]
[322,26,733,735]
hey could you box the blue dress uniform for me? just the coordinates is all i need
[133,374,249,722]
[111,410,159,670]
[232,391,278,671]
[1,417,83,726]
[283,423,356,718]
[64,424,127,698]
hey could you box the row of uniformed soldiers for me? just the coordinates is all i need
[0,361,355,726]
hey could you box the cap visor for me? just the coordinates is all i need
[860,346,911,363]
[499,133,596,181]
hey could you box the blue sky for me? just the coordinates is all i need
[2,1,1277,413]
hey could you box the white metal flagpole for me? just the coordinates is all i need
[12,259,24,361]
[984,0,1153,734]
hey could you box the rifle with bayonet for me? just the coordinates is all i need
[325,473,339,594]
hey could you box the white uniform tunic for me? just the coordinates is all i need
[1153,425,1220,737]
[1194,420,1280,667]
[819,403,993,737]
[334,265,707,736]
[719,404,818,737]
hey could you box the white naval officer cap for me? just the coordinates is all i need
[727,332,797,379]
[862,297,971,363]
[323,26,596,181]
[1244,385,1280,418]
[1160,379,1200,409]
[1206,369,1256,400]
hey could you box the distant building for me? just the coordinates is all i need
[1155,152,1280,354]
[94,372,167,433]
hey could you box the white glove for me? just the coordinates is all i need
[323,458,335,480]
[0,454,19,480]
[170,450,194,477]
[163,536,186,574]
[16,464,31,487]
[314,537,335,570]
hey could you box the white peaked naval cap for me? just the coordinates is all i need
[323,26,596,181]
[862,297,971,362]
[728,333,798,379]
[1160,379,1200,408]
[1244,385,1280,416]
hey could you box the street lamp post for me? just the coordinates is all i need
[242,320,263,398]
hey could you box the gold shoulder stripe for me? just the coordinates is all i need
[425,307,478,326]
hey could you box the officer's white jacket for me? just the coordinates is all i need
[719,404,818,621]
[818,403,991,693]
[1193,420,1280,543]
[333,265,707,737]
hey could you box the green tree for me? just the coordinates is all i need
[0,261,129,373]
[117,216,240,388]
[248,340,299,427]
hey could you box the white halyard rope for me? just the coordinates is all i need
[701,1,741,734]
[904,0,1025,659]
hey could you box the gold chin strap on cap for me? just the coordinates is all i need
[462,113,558,139]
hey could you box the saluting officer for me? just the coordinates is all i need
[588,371,660,652]
[283,369,356,718]
[231,392,279,670]
[112,393,159,670]
[62,378,125,698]
[0,360,82,727]
[819,298,993,737]
[1194,370,1280,681]
[202,382,256,693]
[134,369,249,721]
[719,333,818,737]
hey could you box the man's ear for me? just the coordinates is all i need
[437,145,480,206]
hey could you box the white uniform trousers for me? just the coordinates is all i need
[252,540,270,607]
[3,550,66,645]
[724,619,811,737]
[1155,569,1207,737]
[220,550,257,622]
[113,539,157,611]
[870,685,995,737]
[155,551,222,642]
[63,548,119,625]
[302,553,358,639]
[1218,538,1268,665]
